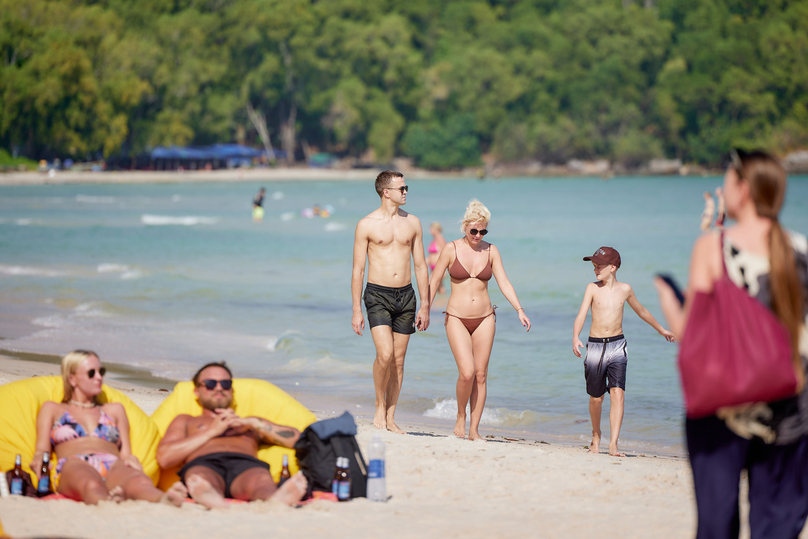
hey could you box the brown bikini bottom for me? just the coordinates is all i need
[444,306,497,335]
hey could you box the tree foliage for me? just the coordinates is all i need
[1,0,807,168]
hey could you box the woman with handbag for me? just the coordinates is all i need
[655,150,808,538]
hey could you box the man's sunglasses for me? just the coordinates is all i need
[201,379,233,390]
[469,228,488,236]
[387,185,408,194]
[86,367,106,378]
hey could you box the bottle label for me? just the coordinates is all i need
[368,459,385,479]
[38,476,49,494]
[10,478,23,496]
[332,479,339,496]
[337,480,350,500]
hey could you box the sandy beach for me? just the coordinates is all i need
[2,353,808,538]
[0,167,460,186]
[0,353,693,539]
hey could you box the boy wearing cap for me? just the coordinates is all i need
[572,246,675,457]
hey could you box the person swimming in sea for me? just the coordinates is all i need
[252,188,266,223]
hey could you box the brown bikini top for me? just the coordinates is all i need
[448,241,492,281]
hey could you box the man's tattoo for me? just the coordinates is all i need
[256,420,295,440]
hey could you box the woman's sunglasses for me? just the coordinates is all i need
[469,228,488,236]
[86,367,106,378]
[201,379,233,390]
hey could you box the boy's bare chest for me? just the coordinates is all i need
[592,289,627,311]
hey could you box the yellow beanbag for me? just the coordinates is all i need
[0,376,160,485]
[151,379,316,489]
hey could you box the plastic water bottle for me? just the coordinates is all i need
[0,467,9,498]
[367,434,386,502]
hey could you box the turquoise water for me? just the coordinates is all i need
[1,176,806,453]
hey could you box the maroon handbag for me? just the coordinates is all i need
[678,234,796,419]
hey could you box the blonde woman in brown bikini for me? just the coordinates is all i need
[428,199,531,441]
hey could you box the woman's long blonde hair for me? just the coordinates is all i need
[734,151,805,387]
[61,349,101,404]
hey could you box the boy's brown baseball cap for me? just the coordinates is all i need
[583,247,621,268]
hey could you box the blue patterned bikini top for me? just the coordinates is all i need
[50,409,121,447]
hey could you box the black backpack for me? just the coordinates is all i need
[294,412,367,499]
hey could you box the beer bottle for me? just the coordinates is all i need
[331,457,342,497]
[37,453,51,495]
[336,457,351,502]
[10,454,24,496]
[277,454,291,487]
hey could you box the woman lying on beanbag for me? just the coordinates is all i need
[32,350,187,505]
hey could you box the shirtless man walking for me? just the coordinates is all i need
[156,362,307,508]
[572,247,675,457]
[352,170,430,434]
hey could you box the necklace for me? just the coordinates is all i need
[69,399,97,408]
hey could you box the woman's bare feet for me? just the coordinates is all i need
[107,485,125,503]
[609,443,626,457]
[373,407,386,431]
[186,475,229,509]
[589,433,600,454]
[269,472,308,506]
[160,481,189,507]
[467,431,486,442]
[386,420,406,434]
[453,415,466,438]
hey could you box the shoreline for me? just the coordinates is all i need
[0,167,729,186]
[0,347,685,459]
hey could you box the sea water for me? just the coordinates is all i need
[1,175,806,454]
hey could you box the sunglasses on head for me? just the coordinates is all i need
[469,228,488,236]
[86,367,106,378]
[201,379,232,390]
[387,185,408,194]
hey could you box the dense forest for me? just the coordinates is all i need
[1,0,807,168]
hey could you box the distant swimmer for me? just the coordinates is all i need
[252,188,266,223]
[426,222,447,295]
[572,247,675,457]
[351,171,430,434]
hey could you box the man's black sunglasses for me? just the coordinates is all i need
[387,185,408,193]
[201,379,233,390]
[469,228,488,236]
[87,367,106,378]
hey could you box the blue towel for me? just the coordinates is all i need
[309,411,357,440]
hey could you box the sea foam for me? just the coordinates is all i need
[141,214,218,226]
[424,398,541,427]
[76,195,115,203]
[0,264,64,277]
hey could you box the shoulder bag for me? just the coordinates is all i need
[678,233,796,418]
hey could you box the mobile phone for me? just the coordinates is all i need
[656,274,685,306]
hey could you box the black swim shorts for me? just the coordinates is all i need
[178,452,270,498]
[583,335,627,398]
[363,282,416,335]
